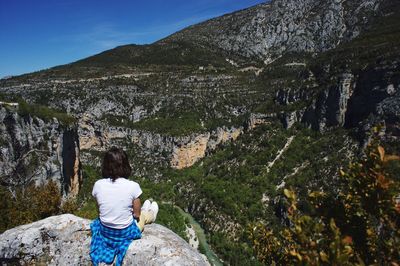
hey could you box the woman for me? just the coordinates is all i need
[90,147,158,266]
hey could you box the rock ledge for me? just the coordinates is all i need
[0,214,208,266]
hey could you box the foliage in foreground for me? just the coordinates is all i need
[250,144,400,265]
[0,181,62,233]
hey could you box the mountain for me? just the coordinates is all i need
[162,0,383,61]
[0,0,399,264]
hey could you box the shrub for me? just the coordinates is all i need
[0,181,62,233]
[60,197,79,214]
[17,99,76,126]
[250,144,400,265]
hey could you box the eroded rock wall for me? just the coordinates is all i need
[0,106,82,197]
[171,126,243,169]
[275,67,400,141]
[79,118,245,170]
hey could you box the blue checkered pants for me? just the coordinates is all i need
[90,219,142,266]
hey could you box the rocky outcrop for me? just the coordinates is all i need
[345,73,399,128]
[248,113,276,129]
[0,214,208,266]
[170,126,243,169]
[332,74,355,127]
[171,134,210,169]
[0,106,81,197]
[275,66,400,137]
[302,73,355,131]
[78,113,104,150]
[275,87,313,106]
[207,126,242,150]
[279,110,305,129]
[165,0,382,62]
[274,73,355,130]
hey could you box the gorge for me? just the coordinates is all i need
[0,0,399,265]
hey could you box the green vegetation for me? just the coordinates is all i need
[9,41,245,80]
[105,112,204,136]
[155,204,189,241]
[104,121,354,265]
[17,100,76,126]
[133,114,202,136]
[1,93,76,126]
[174,205,224,265]
[0,181,62,233]
[74,41,234,68]
[104,110,248,137]
[250,144,400,265]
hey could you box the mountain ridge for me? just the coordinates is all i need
[2,0,387,81]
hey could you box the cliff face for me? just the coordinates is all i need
[302,73,356,131]
[62,128,81,197]
[79,117,244,170]
[275,64,400,140]
[0,214,208,266]
[0,106,82,197]
[0,1,394,179]
[171,126,243,169]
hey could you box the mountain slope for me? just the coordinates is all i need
[162,0,384,62]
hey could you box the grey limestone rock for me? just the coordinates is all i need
[165,0,382,62]
[0,106,81,197]
[0,214,208,266]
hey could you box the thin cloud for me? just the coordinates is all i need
[52,13,219,52]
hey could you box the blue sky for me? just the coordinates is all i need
[0,0,265,77]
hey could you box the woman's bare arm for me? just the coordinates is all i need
[132,198,141,221]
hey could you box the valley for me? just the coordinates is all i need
[1,0,400,265]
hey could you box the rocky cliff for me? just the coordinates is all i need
[0,105,81,197]
[79,117,244,170]
[0,214,208,266]
[274,60,400,139]
[164,0,383,62]
[171,126,243,169]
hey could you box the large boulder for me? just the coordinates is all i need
[0,214,208,266]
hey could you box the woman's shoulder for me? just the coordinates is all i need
[93,178,140,188]
[120,178,140,187]
[94,178,110,186]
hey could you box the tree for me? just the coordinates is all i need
[250,144,400,265]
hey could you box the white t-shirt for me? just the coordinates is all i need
[92,178,142,229]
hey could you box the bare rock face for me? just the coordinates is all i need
[171,127,243,169]
[0,214,208,266]
[78,116,244,170]
[165,0,382,62]
[171,133,210,169]
[275,73,356,131]
[0,106,82,197]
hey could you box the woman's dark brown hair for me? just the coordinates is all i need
[102,147,132,181]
